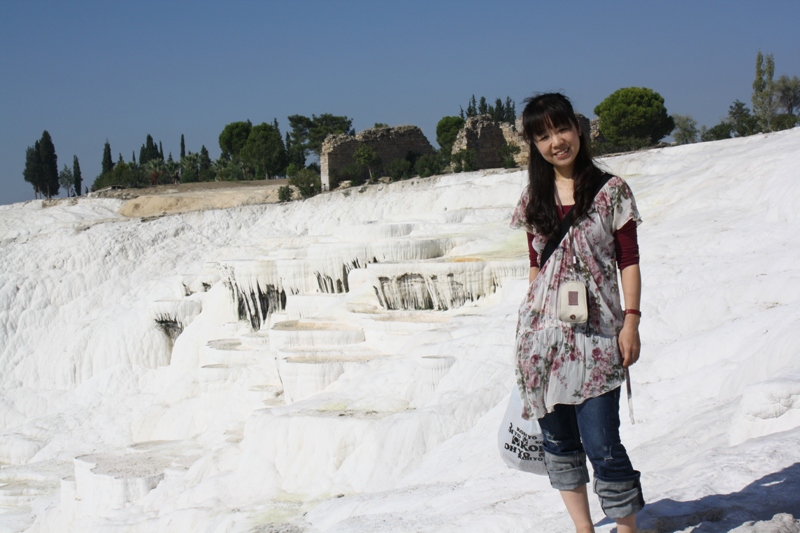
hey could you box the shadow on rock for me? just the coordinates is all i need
[595,463,800,532]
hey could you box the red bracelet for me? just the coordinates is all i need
[623,309,642,317]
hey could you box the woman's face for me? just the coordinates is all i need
[533,120,581,177]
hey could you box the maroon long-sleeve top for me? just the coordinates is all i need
[526,205,639,270]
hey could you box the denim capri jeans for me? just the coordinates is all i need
[538,386,645,519]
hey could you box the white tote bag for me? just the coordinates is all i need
[497,384,547,475]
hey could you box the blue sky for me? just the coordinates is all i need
[1,0,798,205]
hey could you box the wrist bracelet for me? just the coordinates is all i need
[623,309,641,318]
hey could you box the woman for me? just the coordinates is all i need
[510,93,644,532]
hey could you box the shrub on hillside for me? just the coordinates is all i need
[333,163,368,187]
[278,185,293,202]
[451,149,476,173]
[387,158,414,181]
[499,144,521,168]
[415,152,445,178]
[289,168,321,199]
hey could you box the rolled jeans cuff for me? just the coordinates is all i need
[593,475,645,519]
[544,450,590,490]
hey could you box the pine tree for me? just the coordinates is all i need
[752,51,776,132]
[467,95,477,117]
[102,141,113,174]
[132,151,136,164]
[504,97,516,124]
[491,98,505,122]
[38,131,59,198]
[180,134,186,160]
[73,155,82,196]
[478,96,488,116]
[199,145,211,169]
[159,142,164,160]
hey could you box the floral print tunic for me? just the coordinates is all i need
[510,176,641,420]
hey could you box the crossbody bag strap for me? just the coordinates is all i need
[538,172,612,269]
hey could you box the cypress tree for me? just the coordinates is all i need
[199,145,211,170]
[467,95,477,117]
[73,155,82,196]
[180,134,186,160]
[38,131,59,198]
[491,98,505,122]
[504,97,516,124]
[159,141,164,160]
[132,151,136,164]
[102,141,113,174]
[478,96,488,116]
[23,144,42,197]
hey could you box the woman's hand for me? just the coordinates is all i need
[618,315,640,368]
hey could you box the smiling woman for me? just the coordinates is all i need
[509,93,644,532]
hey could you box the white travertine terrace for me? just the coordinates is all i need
[2,130,800,531]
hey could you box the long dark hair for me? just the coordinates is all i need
[521,93,603,237]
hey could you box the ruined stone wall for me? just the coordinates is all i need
[501,118,528,168]
[450,116,508,170]
[321,125,434,190]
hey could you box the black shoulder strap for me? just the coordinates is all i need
[539,172,612,269]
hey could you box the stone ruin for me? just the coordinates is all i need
[451,116,511,170]
[319,113,593,189]
[321,125,434,190]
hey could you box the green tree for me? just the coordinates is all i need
[594,87,675,147]
[144,158,166,186]
[387,158,414,181]
[181,152,200,183]
[198,145,215,181]
[102,141,114,174]
[285,131,306,170]
[436,116,465,161]
[728,100,758,137]
[504,97,517,124]
[73,155,82,196]
[180,134,186,160]
[23,144,43,197]
[466,95,477,117]
[38,131,59,197]
[499,144,521,168]
[278,185,293,202]
[332,163,367,187]
[353,144,381,182]
[239,122,287,179]
[373,122,389,128]
[478,96,488,116]
[490,98,505,122]
[289,168,322,198]
[752,51,776,132]
[59,164,74,196]
[213,157,246,182]
[672,114,698,145]
[139,134,161,166]
[415,152,445,178]
[451,149,477,173]
[219,120,253,160]
[700,122,733,142]
[288,113,354,158]
[775,75,800,116]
